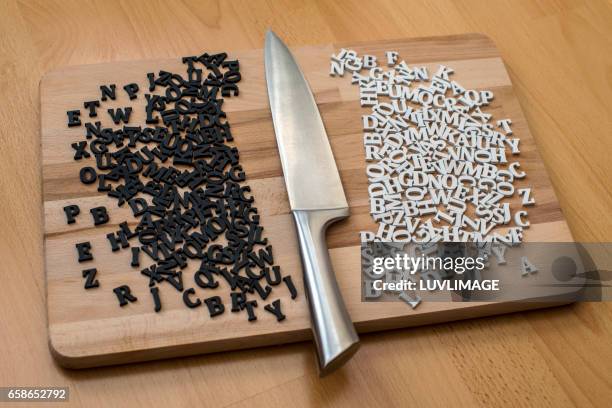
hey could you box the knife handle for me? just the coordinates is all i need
[292,208,360,376]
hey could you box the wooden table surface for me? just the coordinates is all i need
[1,0,610,407]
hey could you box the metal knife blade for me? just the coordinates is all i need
[264,30,348,212]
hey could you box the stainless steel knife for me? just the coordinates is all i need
[264,30,360,376]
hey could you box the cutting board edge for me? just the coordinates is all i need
[49,299,575,369]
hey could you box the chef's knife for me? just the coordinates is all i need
[264,30,360,376]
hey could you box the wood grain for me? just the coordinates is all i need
[2,0,611,406]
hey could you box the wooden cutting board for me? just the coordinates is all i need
[41,34,574,368]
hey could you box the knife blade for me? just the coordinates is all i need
[264,30,360,376]
[264,32,347,211]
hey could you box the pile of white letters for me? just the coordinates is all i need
[330,49,536,245]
